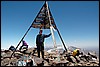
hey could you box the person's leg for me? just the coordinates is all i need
[41,44,44,59]
[37,44,40,58]
[41,44,44,66]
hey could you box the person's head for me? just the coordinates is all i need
[39,29,43,34]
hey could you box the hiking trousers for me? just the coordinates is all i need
[37,43,44,59]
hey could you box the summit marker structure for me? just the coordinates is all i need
[11,1,67,57]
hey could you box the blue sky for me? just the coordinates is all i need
[1,1,99,50]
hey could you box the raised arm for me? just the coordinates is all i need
[44,33,51,38]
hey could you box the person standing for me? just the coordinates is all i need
[36,29,51,59]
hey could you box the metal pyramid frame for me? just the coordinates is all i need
[11,1,67,57]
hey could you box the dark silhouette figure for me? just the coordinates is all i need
[36,29,51,59]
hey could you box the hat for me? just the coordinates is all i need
[39,29,43,32]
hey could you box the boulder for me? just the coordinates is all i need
[44,60,50,66]
[1,52,7,57]
[93,63,99,66]
[14,52,23,57]
[74,56,80,63]
[67,56,77,63]
[24,50,31,55]
[77,63,82,66]
[1,58,10,66]
[34,57,43,64]
[44,58,49,63]
[68,62,75,66]
[88,51,97,59]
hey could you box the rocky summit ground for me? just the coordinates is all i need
[1,47,99,66]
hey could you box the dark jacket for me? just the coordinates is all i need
[36,33,51,44]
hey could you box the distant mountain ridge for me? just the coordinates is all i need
[44,45,99,58]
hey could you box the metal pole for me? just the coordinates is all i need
[46,1,61,62]
[46,1,68,52]
[46,1,57,48]
[56,28,68,51]
[46,1,67,51]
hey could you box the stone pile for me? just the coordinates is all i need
[1,47,99,66]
